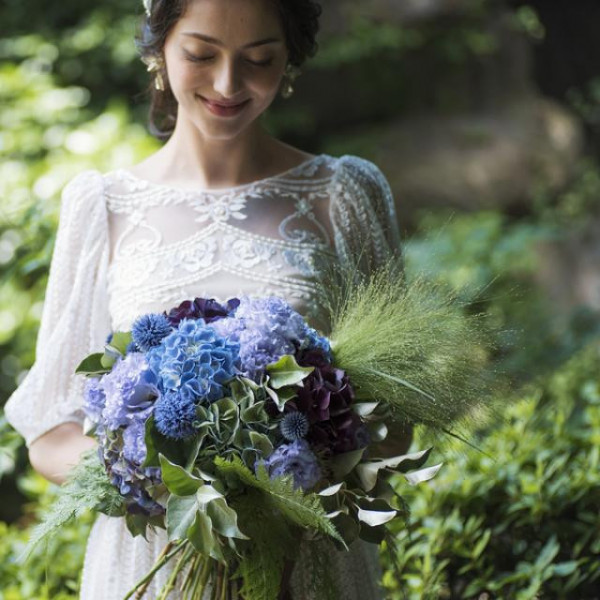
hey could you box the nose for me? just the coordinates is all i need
[212,58,242,99]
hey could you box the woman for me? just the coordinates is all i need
[5,0,409,597]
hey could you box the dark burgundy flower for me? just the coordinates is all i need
[296,347,332,369]
[279,363,366,454]
[164,297,240,326]
[291,364,355,424]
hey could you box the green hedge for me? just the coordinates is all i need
[383,341,600,599]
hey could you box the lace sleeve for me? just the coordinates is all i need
[329,155,402,275]
[4,170,112,447]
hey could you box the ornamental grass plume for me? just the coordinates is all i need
[313,255,497,436]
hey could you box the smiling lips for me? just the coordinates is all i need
[198,95,250,117]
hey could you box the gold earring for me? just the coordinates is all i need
[142,54,166,91]
[281,64,301,99]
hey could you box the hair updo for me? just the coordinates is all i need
[135,0,322,140]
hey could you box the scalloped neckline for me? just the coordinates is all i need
[112,154,329,194]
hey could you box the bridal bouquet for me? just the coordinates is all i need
[27,262,493,600]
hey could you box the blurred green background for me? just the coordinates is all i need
[1,0,600,598]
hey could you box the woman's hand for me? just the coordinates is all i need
[28,422,97,485]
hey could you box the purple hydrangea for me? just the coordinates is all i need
[211,296,321,381]
[102,353,160,431]
[258,439,322,491]
[83,377,106,425]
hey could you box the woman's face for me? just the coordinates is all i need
[163,0,288,141]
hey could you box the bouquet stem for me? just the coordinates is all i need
[124,541,183,600]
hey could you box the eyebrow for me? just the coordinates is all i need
[182,33,283,49]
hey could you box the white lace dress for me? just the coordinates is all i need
[4,153,402,600]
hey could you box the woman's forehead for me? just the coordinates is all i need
[175,0,284,44]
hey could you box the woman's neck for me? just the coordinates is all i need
[152,118,282,190]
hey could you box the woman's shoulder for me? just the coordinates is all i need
[329,154,389,184]
[61,169,105,202]
[57,169,107,222]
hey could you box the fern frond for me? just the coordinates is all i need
[214,456,344,546]
[22,449,123,560]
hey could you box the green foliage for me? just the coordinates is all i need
[215,456,342,545]
[0,470,92,599]
[24,450,124,559]
[404,211,600,379]
[533,158,600,227]
[382,341,600,598]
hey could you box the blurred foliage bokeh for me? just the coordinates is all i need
[1,0,600,597]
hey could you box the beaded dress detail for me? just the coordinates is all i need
[4,153,402,599]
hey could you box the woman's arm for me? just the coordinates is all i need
[28,423,97,485]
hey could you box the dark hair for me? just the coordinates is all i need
[135,0,322,141]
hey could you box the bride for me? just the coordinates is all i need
[5,0,410,597]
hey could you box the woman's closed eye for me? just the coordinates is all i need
[183,51,273,68]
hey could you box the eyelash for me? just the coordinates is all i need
[184,53,273,68]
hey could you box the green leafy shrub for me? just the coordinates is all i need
[0,470,91,599]
[382,340,600,599]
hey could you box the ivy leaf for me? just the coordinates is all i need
[143,416,185,468]
[159,454,204,496]
[167,495,199,541]
[206,498,249,540]
[266,355,314,389]
[188,509,215,555]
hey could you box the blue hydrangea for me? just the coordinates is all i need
[147,318,240,403]
[301,327,332,360]
[258,439,322,491]
[102,353,160,431]
[154,390,198,439]
[131,313,173,352]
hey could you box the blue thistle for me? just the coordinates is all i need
[154,390,198,439]
[132,313,172,352]
[280,411,309,441]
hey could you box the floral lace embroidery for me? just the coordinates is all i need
[104,155,338,329]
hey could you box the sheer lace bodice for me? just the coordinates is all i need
[4,152,402,600]
[104,154,338,330]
